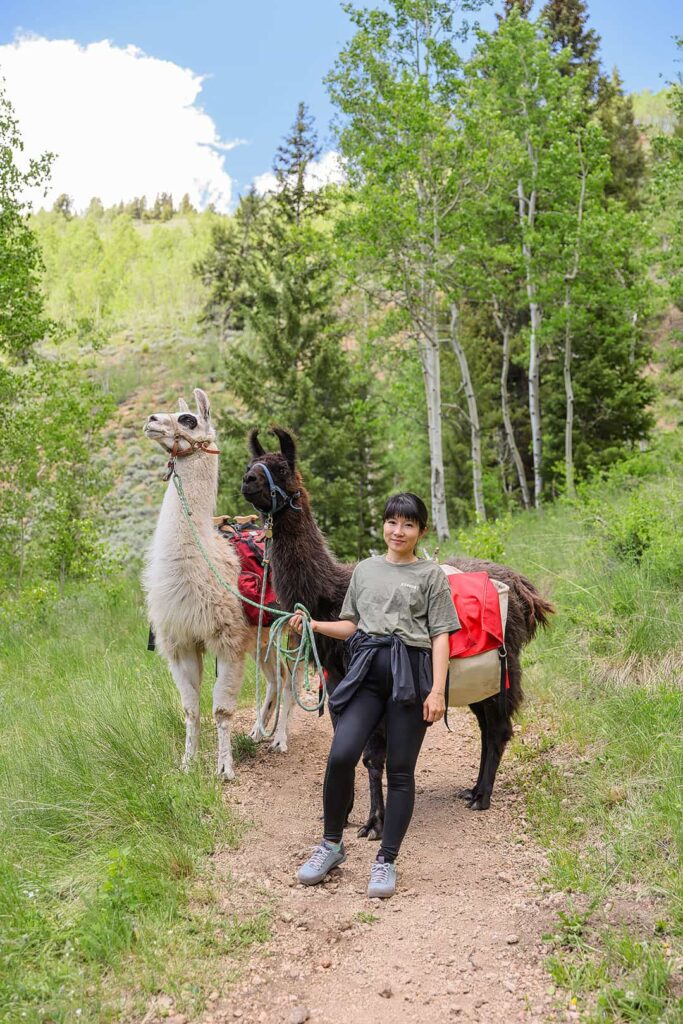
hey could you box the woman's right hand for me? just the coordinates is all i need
[290,613,315,635]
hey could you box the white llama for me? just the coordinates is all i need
[142,388,294,778]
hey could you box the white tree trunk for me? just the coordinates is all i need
[493,305,531,510]
[517,178,543,507]
[563,304,575,497]
[448,303,486,521]
[563,145,587,499]
[416,330,450,541]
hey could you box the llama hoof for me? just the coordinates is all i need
[269,737,288,754]
[467,795,491,811]
[357,819,383,840]
[248,723,263,743]
[457,787,475,801]
[216,763,236,782]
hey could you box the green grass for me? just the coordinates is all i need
[454,436,683,1022]
[355,911,379,925]
[0,577,266,1023]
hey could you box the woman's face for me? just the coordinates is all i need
[383,515,424,558]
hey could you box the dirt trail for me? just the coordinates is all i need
[199,705,570,1024]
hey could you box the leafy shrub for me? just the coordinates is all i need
[458,514,511,562]
[604,496,661,562]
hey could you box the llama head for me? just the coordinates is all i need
[143,387,216,454]
[241,427,303,514]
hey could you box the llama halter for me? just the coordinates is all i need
[163,431,221,481]
[251,461,302,514]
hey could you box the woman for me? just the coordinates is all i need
[291,492,460,899]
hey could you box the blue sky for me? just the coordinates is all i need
[0,1,679,207]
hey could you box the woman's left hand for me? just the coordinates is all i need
[423,691,446,723]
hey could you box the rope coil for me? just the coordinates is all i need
[171,469,327,736]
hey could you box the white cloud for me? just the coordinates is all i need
[252,149,345,196]
[0,35,239,212]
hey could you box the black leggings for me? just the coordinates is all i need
[323,646,428,862]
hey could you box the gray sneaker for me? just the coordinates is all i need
[297,840,346,886]
[367,858,397,898]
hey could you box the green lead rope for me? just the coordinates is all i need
[171,470,327,737]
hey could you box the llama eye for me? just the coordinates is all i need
[178,414,198,429]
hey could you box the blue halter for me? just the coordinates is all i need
[253,461,302,515]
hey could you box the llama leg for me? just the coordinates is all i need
[249,675,277,741]
[169,646,203,771]
[460,701,488,802]
[248,632,277,741]
[269,674,293,754]
[213,655,244,781]
[357,721,387,840]
[468,698,513,811]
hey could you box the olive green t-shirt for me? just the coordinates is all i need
[339,556,461,651]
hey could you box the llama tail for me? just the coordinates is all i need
[514,576,555,640]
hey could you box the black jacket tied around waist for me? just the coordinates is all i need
[327,630,433,716]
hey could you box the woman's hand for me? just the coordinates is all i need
[290,613,315,635]
[423,690,445,723]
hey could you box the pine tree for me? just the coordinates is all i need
[52,193,73,219]
[86,197,104,220]
[540,0,600,91]
[124,196,146,219]
[541,2,644,206]
[597,69,645,208]
[198,108,385,556]
[497,0,533,20]
[195,188,263,335]
[272,101,328,226]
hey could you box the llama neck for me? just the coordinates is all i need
[160,450,218,537]
[270,492,350,615]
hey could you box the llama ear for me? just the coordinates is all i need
[178,398,190,412]
[194,388,211,423]
[271,427,297,470]
[248,429,265,458]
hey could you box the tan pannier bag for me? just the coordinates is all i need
[439,564,509,707]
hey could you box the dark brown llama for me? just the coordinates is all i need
[241,428,553,836]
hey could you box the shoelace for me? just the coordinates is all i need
[370,861,391,883]
[308,844,335,869]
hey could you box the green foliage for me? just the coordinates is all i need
[0,358,114,584]
[600,493,667,563]
[0,83,115,591]
[273,101,329,225]
[0,577,267,1022]
[33,206,218,332]
[498,0,533,19]
[540,0,600,91]
[653,41,683,306]
[460,12,653,500]
[632,88,676,135]
[0,81,53,361]
[457,515,511,561]
[597,69,646,208]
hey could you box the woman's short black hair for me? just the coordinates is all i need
[383,492,428,532]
